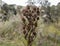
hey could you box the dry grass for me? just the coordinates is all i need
[0,14,60,46]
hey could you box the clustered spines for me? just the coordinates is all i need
[22,5,40,46]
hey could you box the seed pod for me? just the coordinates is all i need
[32,10,34,13]
[33,7,36,11]
[33,18,35,21]
[33,31,36,36]
[37,8,39,11]
[37,11,40,15]
[37,17,39,20]
[27,5,30,9]
[22,18,26,23]
[35,22,37,27]
[23,26,25,29]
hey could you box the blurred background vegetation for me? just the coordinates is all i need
[0,0,60,46]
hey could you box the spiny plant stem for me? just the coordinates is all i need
[22,5,40,46]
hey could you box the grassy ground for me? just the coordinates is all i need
[0,15,60,46]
